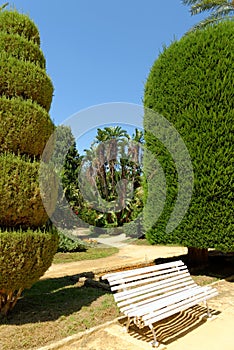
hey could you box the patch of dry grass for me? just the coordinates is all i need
[0,276,119,350]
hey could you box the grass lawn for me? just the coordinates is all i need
[53,246,119,264]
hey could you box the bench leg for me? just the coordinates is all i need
[204,301,212,318]
[149,323,159,348]
[125,317,132,332]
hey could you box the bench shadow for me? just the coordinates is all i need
[153,250,234,282]
[119,305,220,346]
[0,272,111,325]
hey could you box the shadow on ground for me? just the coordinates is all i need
[153,250,234,281]
[0,272,113,325]
[119,305,220,346]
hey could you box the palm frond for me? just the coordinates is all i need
[186,13,233,33]
[182,0,234,32]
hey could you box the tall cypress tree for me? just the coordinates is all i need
[0,7,58,315]
[144,21,234,265]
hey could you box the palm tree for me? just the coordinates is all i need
[182,0,234,32]
[0,3,8,11]
[94,126,129,199]
[129,129,144,189]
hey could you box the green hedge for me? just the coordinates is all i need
[0,153,54,229]
[0,96,54,157]
[144,21,234,252]
[0,228,58,315]
[0,229,58,290]
[0,52,53,111]
[0,32,45,68]
[57,230,87,252]
[0,10,40,45]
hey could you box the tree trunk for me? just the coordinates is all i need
[187,247,209,267]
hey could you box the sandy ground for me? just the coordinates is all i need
[43,243,187,279]
[39,243,234,350]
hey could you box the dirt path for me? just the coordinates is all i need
[42,244,187,279]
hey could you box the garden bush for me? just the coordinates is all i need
[57,230,87,253]
[144,21,234,256]
[0,52,53,111]
[0,153,54,229]
[0,9,40,44]
[0,96,54,157]
[0,32,45,68]
[0,228,58,315]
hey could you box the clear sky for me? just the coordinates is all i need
[6,0,205,151]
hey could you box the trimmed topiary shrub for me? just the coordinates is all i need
[0,228,58,315]
[144,21,234,263]
[0,153,56,229]
[0,9,40,44]
[0,8,58,315]
[0,32,45,68]
[0,52,53,111]
[0,96,54,157]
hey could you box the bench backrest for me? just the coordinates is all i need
[102,260,197,310]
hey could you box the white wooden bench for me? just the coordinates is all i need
[102,260,218,347]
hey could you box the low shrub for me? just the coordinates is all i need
[0,228,59,315]
[57,229,87,252]
[0,96,54,157]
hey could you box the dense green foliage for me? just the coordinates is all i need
[50,125,144,231]
[0,52,53,111]
[0,8,57,315]
[57,230,87,252]
[0,9,40,44]
[0,32,45,67]
[0,229,58,315]
[78,127,144,228]
[144,21,234,252]
[0,229,58,290]
[0,96,54,157]
[47,125,83,229]
[0,153,52,229]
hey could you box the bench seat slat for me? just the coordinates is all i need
[143,289,219,326]
[113,274,195,301]
[110,268,190,291]
[115,276,195,303]
[126,285,204,317]
[119,281,196,312]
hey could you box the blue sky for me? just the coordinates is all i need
[7,0,205,152]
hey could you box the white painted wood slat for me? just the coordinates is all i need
[101,260,218,347]
[102,260,185,282]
